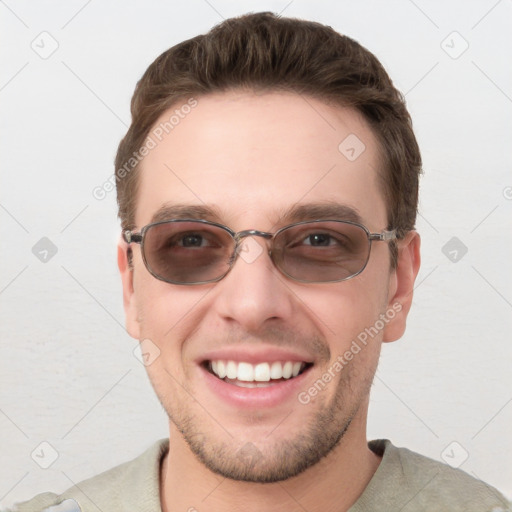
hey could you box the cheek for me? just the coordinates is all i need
[135,284,197,387]
[134,272,210,360]
[302,280,387,344]
[134,265,186,333]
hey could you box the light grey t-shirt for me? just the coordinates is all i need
[12,438,511,512]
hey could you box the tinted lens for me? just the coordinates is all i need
[273,221,370,282]
[142,221,234,283]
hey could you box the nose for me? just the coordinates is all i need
[212,235,294,332]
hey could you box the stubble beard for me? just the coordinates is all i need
[157,358,377,483]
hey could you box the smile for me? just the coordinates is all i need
[207,360,312,387]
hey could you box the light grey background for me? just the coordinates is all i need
[1,0,511,507]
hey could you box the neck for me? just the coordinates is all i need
[160,411,381,512]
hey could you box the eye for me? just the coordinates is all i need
[165,228,228,250]
[302,233,336,247]
[296,230,352,249]
[178,233,208,247]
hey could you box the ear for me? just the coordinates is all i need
[382,231,421,343]
[117,235,141,340]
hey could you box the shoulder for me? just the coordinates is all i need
[10,438,168,512]
[359,439,511,512]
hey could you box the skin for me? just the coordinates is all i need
[118,91,421,512]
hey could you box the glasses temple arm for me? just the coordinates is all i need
[123,230,143,244]
[369,229,397,241]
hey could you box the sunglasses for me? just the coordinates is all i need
[123,219,397,285]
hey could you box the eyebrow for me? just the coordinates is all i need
[150,203,223,224]
[149,201,363,227]
[279,202,363,225]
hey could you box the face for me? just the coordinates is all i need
[118,91,419,482]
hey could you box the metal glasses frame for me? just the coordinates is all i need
[123,218,397,285]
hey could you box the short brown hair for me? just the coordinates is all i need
[115,12,421,264]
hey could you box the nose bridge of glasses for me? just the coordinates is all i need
[232,229,274,263]
[234,229,273,243]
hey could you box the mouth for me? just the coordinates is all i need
[203,359,314,388]
[197,347,317,408]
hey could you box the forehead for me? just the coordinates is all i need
[135,91,387,229]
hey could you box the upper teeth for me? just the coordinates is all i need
[210,360,304,382]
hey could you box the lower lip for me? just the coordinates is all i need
[200,365,313,409]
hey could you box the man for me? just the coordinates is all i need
[14,12,510,512]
